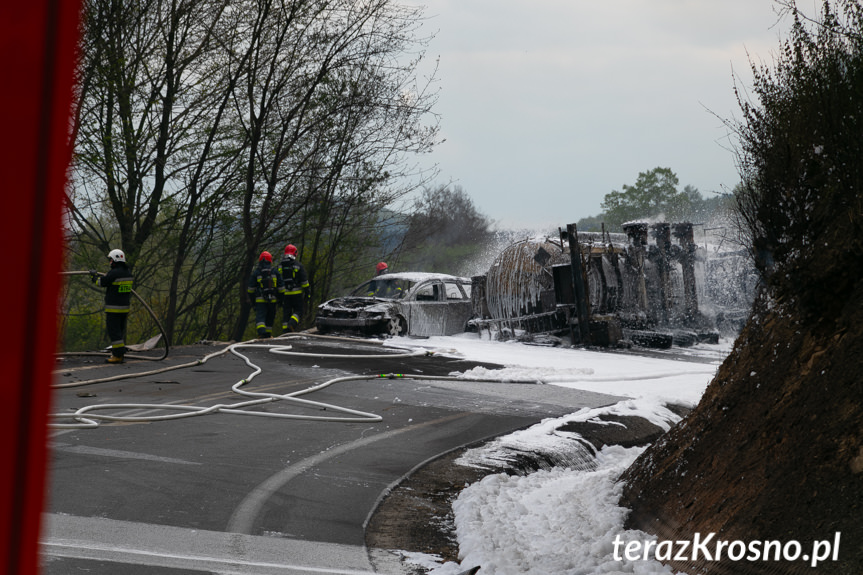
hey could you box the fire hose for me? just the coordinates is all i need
[50,334,425,428]
[49,333,539,430]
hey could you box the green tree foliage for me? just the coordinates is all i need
[572,214,605,233]
[600,167,696,229]
[398,185,494,275]
[733,0,863,317]
[576,167,730,233]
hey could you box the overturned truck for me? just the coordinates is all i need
[470,222,741,348]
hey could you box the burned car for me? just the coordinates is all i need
[315,272,473,337]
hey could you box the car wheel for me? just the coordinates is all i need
[386,315,408,337]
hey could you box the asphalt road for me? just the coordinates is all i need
[43,335,625,574]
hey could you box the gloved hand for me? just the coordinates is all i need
[89,270,99,283]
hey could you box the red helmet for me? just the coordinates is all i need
[284,244,298,258]
[259,251,273,263]
[376,261,388,272]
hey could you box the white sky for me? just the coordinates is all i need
[404,0,788,229]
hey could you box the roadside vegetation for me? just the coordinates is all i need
[396,185,495,277]
[63,0,443,349]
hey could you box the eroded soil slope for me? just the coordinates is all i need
[619,285,863,574]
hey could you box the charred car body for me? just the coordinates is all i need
[315,272,473,337]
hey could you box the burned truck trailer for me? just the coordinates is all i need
[470,222,721,347]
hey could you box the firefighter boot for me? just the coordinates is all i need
[106,355,124,364]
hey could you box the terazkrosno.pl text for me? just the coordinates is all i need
[613,532,841,569]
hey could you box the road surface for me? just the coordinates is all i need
[44,335,625,574]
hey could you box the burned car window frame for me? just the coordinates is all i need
[351,278,413,299]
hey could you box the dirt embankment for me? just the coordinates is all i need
[619,283,863,575]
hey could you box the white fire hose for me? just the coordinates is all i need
[51,334,428,429]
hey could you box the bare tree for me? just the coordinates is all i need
[226,0,440,339]
[66,0,440,344]
[399,185,494,275]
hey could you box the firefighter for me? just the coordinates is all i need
[278,244,310,332]
[247,251,284,338]
[375,261,388,276]
[90,249,133,364]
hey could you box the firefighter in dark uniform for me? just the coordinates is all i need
[247,251,284,338]
[90,249,133,364]
[278,244,310,332]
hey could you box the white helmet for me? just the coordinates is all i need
[107,249,126,263]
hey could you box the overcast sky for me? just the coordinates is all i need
[402,0,789,230]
